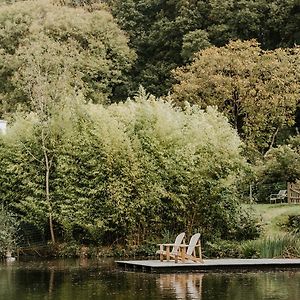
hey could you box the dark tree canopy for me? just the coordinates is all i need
[108,0,300,97]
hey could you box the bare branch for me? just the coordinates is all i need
[19,141,43,164]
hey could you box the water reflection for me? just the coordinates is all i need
[158,274,203,299]
[158,271,300,300]
[2,259,300,299]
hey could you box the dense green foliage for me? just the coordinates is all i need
[284,215,300,234]
[260,136,300,184]
[0,207,18,255]
[171,40,300,156]
[0,0,298,253]
[108,0,300,96]
[0,0,135,115]
[252,135,300,202]
[0,93,257,245]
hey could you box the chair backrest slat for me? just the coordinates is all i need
[278,190,287,196]
[171,232,185,255]
[186,233,200,256]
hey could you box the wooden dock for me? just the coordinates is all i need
[116,259,300,273]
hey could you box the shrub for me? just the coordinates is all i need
[204,240,242,258]
[0,207,19,256]
[0,91,255,245]
[284,215,300,234]
[255,135,300,202]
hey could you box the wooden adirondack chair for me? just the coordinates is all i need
[156,232,185,262]
[178,233,203,263]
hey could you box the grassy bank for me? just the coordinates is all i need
[253,204,300,236]
[241,204,300,258]
[204,203,300,259]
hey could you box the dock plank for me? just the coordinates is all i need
[116,259,300,273]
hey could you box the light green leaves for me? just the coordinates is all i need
[0,93,250,243]
[0,0,135,115]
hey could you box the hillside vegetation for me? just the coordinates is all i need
[0,0,299,257]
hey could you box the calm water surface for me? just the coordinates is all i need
[1,258,300,300]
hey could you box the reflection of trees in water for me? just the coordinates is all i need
[204,272,300,300]
[3,261,300,299]
[48,268,54,298]
[158,274,203,299]
[158,272,300,300]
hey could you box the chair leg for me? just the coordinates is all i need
[196,242,203,263]
[160,245,163,262]
[175,254,178,263]
[181,247,186,263]
[199,245,202,261]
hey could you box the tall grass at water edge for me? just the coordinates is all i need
[242,234,300,258]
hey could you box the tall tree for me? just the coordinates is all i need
[0,0,135,116]
[171,40,300,156]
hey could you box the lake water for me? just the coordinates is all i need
[1,258,300,299]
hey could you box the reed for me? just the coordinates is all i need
[242,234,300,258]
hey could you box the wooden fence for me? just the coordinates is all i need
[287,182,300,204]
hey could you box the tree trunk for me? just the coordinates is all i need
[267,126,280,153]
[232,89,240,132]
[42,129,55,244]
[45,154,55,244]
